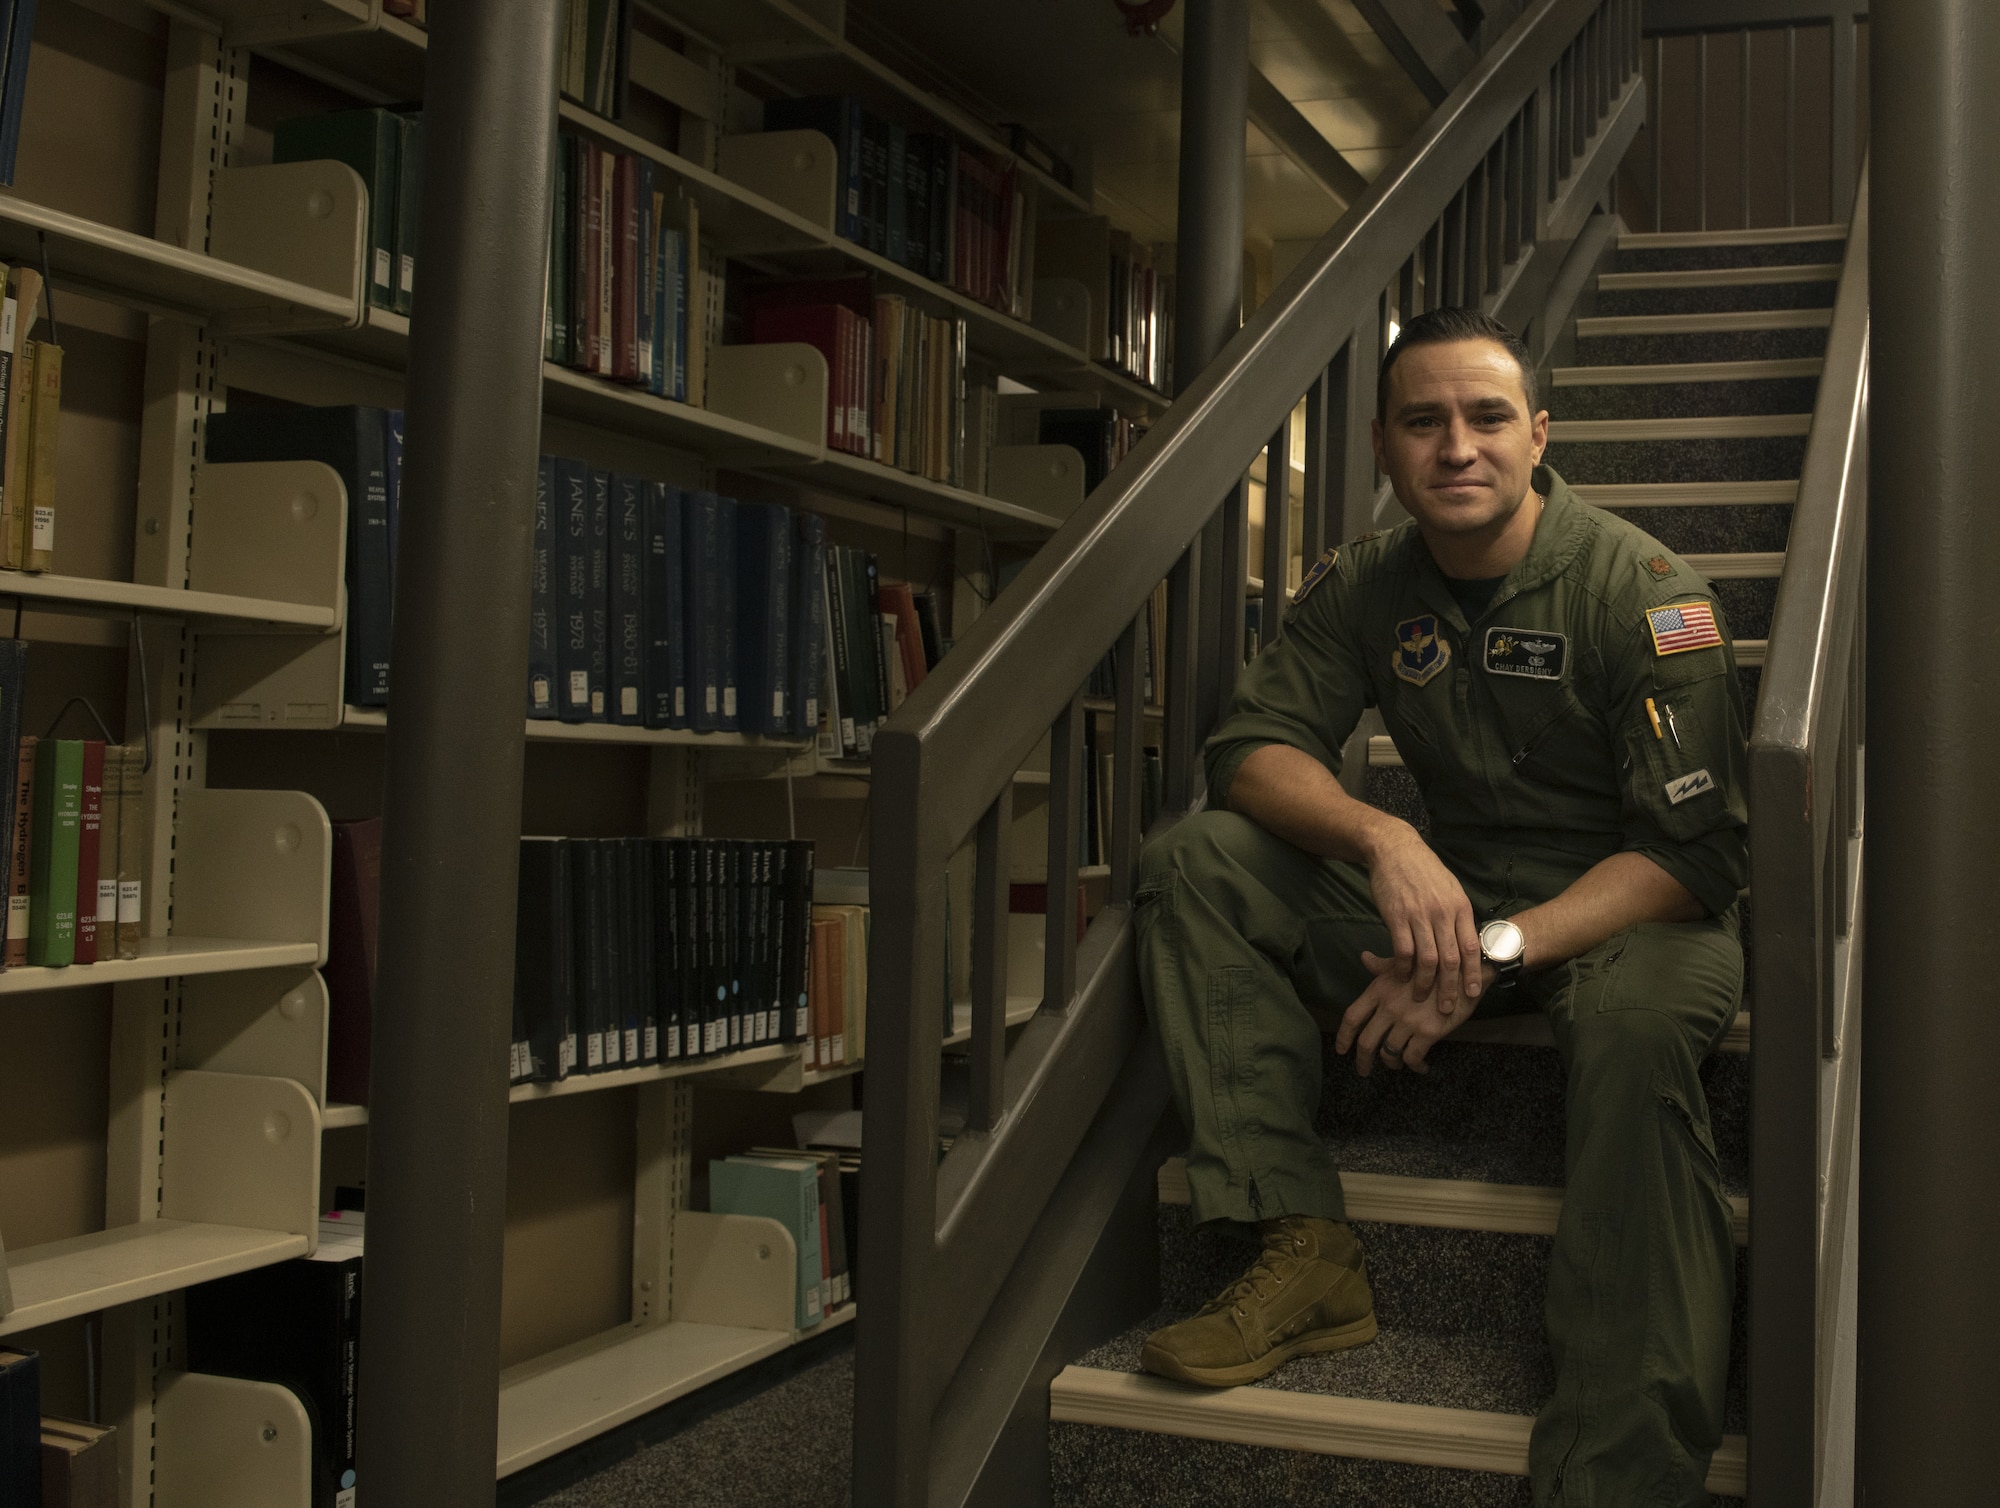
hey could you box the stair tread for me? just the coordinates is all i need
[1619,222,1845,249]
[1577,307,1831,336]
[1554,356,1824,384]
[1547,413,1811,440]
[1055,1330,1747,1490]
[1572,479,1798,505]
[1598,262,1843,289]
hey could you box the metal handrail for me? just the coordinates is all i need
[1747,161,1869,1503]
[857,0,1646,1500]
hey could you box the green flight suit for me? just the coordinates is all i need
[1135,465,1749,1507]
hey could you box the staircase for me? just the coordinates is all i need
[1042,221,1851,1507]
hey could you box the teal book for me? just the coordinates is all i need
[272,109,401,311]
[25,738,80,967]
[709,1155,823,1330]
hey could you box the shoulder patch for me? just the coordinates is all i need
[1644,554,1674,580]
[1353,531,1380,544]
[1646,600,1724,656]
[1294,547,1338,605]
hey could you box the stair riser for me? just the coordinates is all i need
[1594,281,1836,317]
[1550,375,1821,419]
[1050,1424,1746,1507]
[1615,238,1844,273]
[1576,325,1829,365]
[1307,1039,1747,1194]
[1545,434,1807,484]
[1712,575,1777,638]
[1599,501,1793,555]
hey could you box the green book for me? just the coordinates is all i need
[272,108,401,312]
[709,1155,823,1330]
[26,738,81,967]
[394,111,423,317]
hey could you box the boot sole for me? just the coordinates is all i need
[1139,1313,1379,1388]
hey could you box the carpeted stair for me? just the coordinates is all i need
[1045,221,1851,1506]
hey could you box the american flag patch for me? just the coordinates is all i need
[1646,600,1724,656]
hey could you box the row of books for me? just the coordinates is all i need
[546,131,713,403]
[0,264,61,572]
[808,902,867,1072]
[273,107,424,316]
[1036,215,1176,393]
[0,644,148,970]
[0,0,38,189]
[0,1348,119,1507]
[710,1149,853,1330]
[560,0,631,121]
[758,97,1040,319]
[745,276,971,486]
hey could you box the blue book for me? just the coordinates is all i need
[610,473,645,725]
[384,408,404,606]
[527,456,557,718]
[709,1156,824,1330]
[205,406,391,707]
[762,96,864,245]
[635,159,656,395]
[587,467,611,721]
[555,457,592,722]
[642,481,686,729]
[885,122,908,267]
[682,490,738,733]
[790,512,828,741]
[736,502,795,737]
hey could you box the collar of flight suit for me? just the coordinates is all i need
[1407,463,1591,634]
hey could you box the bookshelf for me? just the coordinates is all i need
[0,3,1177,1502]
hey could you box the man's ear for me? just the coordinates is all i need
[1529,408,1550,464]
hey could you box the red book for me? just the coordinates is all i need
[741,276,872,322]
[612,152,641,382]
[72,740,104,964]
[581,143,604,374]
[750,304,849,450]
[877,580,926,693]
[324,817,384,1105]
[595,147,615,373]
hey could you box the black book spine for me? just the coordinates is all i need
[679,838,702,1058]
[697,838,717,1055]
[757,841,777,1042]
[517,838,574,1081]
[573,838,608,1070]
[528,456,557,718]
[351,411,394,706]
[865,553,891,734]
[587,468,612,721]
[612,474,646,725]
[0,639,24,966]
[785,838,814,1041]
[603,837,628,1067]
[726,840,745,1048]
[791,512,828,741]
[823,544,856,757]
[630,835,657,1062]
[557,458,592,722]
[0,1347,40,1508]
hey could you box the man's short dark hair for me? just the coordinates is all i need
[1376,307,1540,420]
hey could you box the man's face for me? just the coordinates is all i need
[1371,338,1550,538]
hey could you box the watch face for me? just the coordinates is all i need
[1481,918,1526,964]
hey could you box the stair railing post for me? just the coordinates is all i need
[353,0,564,1502]
[1174,0,1250,741]
[1862,2,2000,1501]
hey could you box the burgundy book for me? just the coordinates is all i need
[750,304,850,452]
[324,817,384,1104]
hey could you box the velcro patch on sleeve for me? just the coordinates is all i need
[1294,548,1338,605]
[1646,600,1724,656]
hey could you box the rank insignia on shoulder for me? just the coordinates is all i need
[1646,600,1724,656]
[1295,548,1338,605]
[1644,554,1674,580]
[1393,613,1450,686]
[1484,626,1568,680]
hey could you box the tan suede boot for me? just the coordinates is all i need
[1140,1215,1377,1386]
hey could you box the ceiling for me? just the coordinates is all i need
[843,0,1435,250]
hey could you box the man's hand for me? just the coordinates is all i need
[1335,951,1484,1075]
[1361,822,1484,1017]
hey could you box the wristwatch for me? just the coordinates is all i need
[1478,918,1527,994]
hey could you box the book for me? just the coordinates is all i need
[25,740,81,968]
[0,292,14,562]
[383,409,404,608]
[709,1156,823,1329]
[6,735,30,966]
[205,407,393,707]
[610,474,645,725]
[1,266,38,568]
[0,0,43,188]
[572,837,609,1070]
[652,839,682,1058]
[586,468,611,720]
[790,512,828,741]
[877,580,928,697]
[39,1417,117,1508]
[810,915,840,1068]
[185,1212,365,1508]
[761,96,865,245]
[527,456,557,718]
[0,642,21,966]
[112,743,144,958]
[554,457,591,721]
[22,339,59,572]
[516,836,575,1081]
[627,836,657,1061]
[780,840,814,1041]
[394,112,424,314]
[748,1146,850,1310]
[0,1347,38,1506]
[747,303,853,453]
[641,481,686,729]
[735,501,794,738]
[681,490,737,733]
[71,741,103,964]
[612,153,641,382]
[272,109,402,311]
[324,819,383,1105]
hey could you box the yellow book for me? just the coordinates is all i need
[24,339,60,573]
[1,265,39,569]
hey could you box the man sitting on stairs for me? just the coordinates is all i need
[1133,307,1748,1506]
